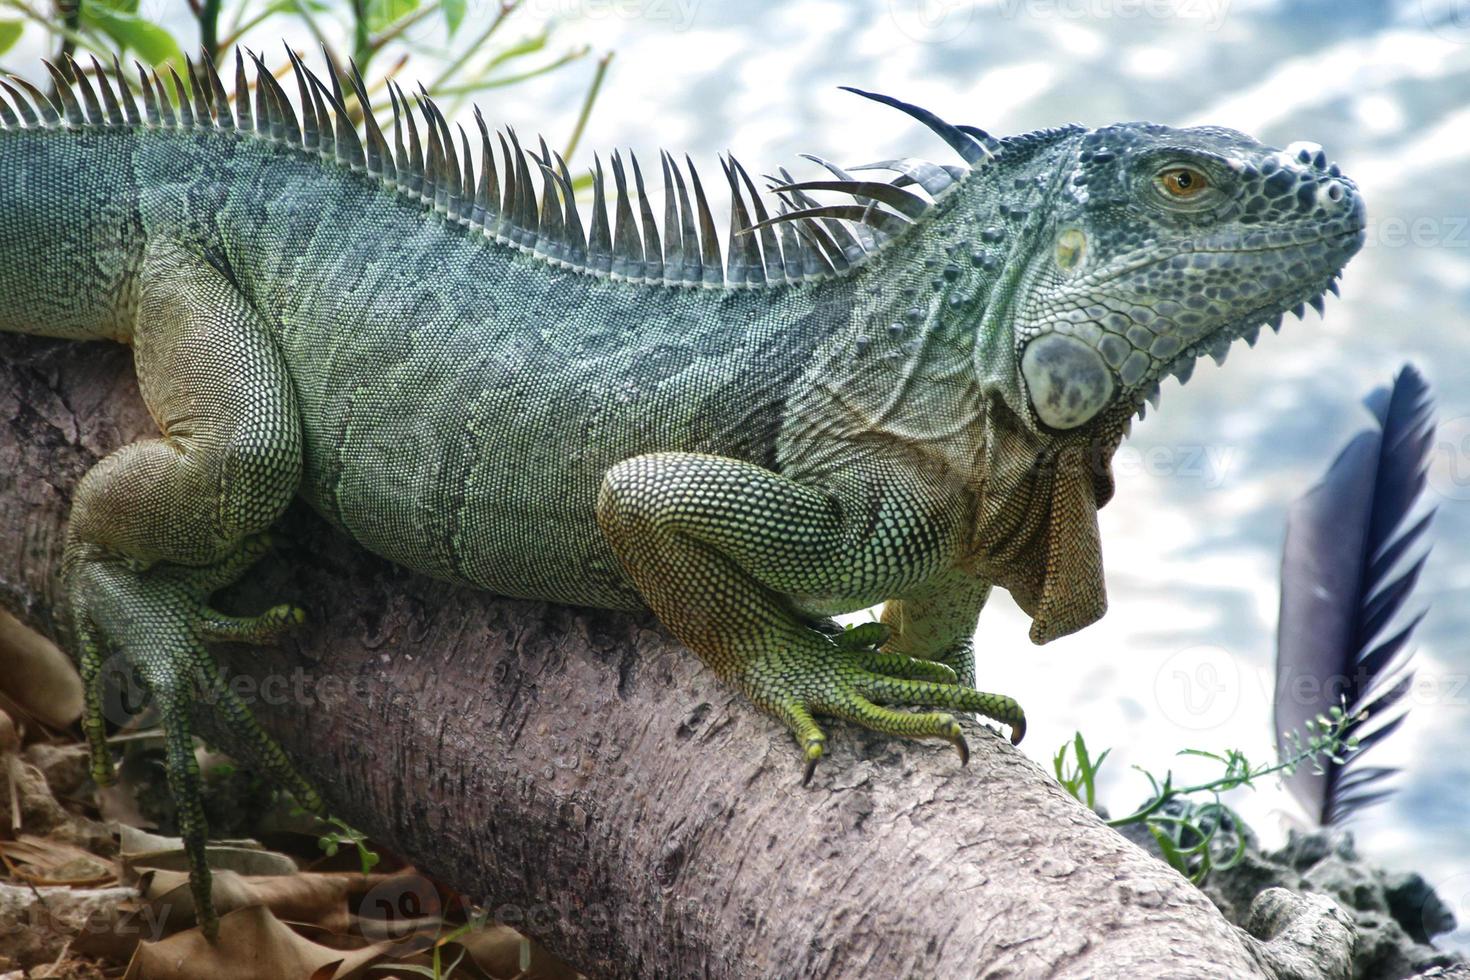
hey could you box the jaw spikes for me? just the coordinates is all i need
[1134,275,1346,422]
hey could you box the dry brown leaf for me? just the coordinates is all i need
[0,709,17,755]
[0,610,82,729]
[135,868,454,945]
[122,903,400,980]
[0,834,115,886]
[139,869,355,932]
[118,824,300,881]
[451,925,582,980]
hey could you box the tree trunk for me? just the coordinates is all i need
[0,333,1334,978]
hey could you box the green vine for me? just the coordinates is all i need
[1054,703,1365,883]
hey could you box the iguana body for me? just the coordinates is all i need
[0,52,1364,935]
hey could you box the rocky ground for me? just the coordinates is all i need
[1120,814,1467,980]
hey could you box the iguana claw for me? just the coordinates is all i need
[951,731,970,767]
[763,622,1025,784]
[71,542,325,940]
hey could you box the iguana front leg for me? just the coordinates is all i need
[63,244,322,938]
[596,452,1024,781]
[881,569,993,688]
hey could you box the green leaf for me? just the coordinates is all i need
[0,20,22,56]
[364,0,419,33]
[1213,822,1249,872]
[1149,824,1189,876]
[441,0,465,35]
[81,7,182,67]
[486,30,549,70]
[1072,732,1091,776]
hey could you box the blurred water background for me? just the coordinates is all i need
[8,0,1470,952]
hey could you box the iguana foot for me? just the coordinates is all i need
[742,623,1025,786]
[71,544,323,940]
[929,641,976,689]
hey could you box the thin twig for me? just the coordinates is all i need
[368,2,437,53]
[434,46,588,97]
[199,0,221,62]
[563,50,610,162]
[3,0,98,64]
[427,0,520,93]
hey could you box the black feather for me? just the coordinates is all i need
[1274,364,1436,824]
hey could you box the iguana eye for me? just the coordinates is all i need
[1158,166,1209,198]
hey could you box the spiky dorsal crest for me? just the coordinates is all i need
[0,49,1057,289]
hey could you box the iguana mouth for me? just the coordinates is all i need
[1019,270,1347,433]
[1019,209,1365,432]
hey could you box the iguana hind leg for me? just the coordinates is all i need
[596,452,1025,782]
[63,245,320,938]
[881,569,995,688]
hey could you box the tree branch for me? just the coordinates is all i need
[0,332,1314,978]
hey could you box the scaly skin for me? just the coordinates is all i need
[0,52,1365,936]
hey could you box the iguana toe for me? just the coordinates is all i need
[832,621,891,651]
[751,631,1024,783]
[70,557,324,938]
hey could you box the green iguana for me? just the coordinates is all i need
[0,49,1365,936]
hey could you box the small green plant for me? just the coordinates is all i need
[363,909,532,979]
[317,813,382,874]
[1055,703,1365,883]
[0,0,609,167]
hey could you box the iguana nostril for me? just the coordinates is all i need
[1021,333,1116,430]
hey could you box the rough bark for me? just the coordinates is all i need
[1,332,1307,978]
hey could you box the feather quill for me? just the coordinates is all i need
[1274,364,1436,824]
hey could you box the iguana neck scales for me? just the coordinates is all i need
[0,50,1364,937]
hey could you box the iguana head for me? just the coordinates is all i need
[1011,123,1365,431]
